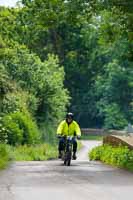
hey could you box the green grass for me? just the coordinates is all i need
[0,143,58,169]
[11,144,58,161]
[10,140,83,161]
[81,135,103,141]
[89,144,133,171]
[0,139,83,168]
[0,144,12,169]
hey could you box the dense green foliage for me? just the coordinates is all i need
[0,0,133,147]
[89,145,133,171]
[2,111,40,145]
[0,6,69,145]
[13,0,132,129]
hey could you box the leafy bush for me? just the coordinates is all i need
[11,144,58,161]
[0,117,8,143]
[1,91,38,115]
[89,145,133,171]
[2,111,40,145]
[0,144,11,169]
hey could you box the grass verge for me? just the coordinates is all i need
[0,143,58,170]
[89,144,133,171]
[11,144,58,161]
[0,144,11,169]
[0,139,82,169]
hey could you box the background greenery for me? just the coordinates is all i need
[14,0,133,129]
[0,1,133,167]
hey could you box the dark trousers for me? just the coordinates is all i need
[58,137,77,153]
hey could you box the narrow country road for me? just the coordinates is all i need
[0,141,133,200]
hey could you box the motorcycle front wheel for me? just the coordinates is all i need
[64,159,71,166]
[64,151,71,166]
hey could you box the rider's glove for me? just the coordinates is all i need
[57,134,61,139]
[77,135,81,140]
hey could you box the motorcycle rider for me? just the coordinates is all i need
[57,112,81,160]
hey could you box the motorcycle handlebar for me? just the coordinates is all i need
[57,135,81,140]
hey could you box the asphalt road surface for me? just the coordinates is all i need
[0,141,133,200]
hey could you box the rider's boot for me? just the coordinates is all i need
[72,152,77,160]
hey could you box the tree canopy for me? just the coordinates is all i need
[0,0,133,136]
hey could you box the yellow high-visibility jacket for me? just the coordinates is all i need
[57,120,81,136]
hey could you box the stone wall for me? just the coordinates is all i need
[103,135,133,150]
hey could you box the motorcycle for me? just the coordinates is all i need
[60,136,75,166]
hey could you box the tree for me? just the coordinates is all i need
[0,1,132,129]
[95,59,133,129]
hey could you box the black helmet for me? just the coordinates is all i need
[66,112,74,119]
